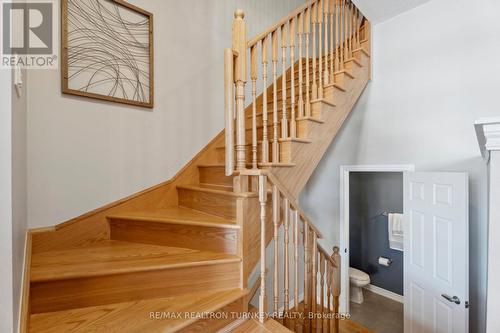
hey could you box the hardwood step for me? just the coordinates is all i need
[230,318,294,332]
[177,184,257,219]
[30,240,241,313]
[216,137,311,166]
[240,125,310,144]
[216,145,268,166]
[198,164,233,188]
[108,206,239,254]
[259,82,342,105]
[297,116,325,137]
[29,289,248,333]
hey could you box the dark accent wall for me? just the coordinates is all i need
[349,172,404,296]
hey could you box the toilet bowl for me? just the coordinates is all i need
[349,267,370,304]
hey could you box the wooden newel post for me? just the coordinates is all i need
[232,10,247,171]
[332,246,341,333]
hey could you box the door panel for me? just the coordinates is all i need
[404,172,468,333]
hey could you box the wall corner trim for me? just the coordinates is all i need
[475,117,500,161]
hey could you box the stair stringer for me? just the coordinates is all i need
[264,51,371,199]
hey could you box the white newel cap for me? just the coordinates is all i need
[475,117,500,160]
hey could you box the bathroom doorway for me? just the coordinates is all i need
[339,165,415,333]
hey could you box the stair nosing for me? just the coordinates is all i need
[296,116,324,123]
[334,69,355,79]
[107,213,239,229]
[31,255,242,283]
[311,98,335,107]
[345,57,363,67]
[197,164,226,168]
[177,184,258,198]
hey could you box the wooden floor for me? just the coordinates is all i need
[340,319,374,333]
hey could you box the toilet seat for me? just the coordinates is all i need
[349,267,370,284]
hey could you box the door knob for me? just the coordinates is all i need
[441,294,461,305]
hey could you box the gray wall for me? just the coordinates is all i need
[300,0,500,331]
[349,172,403,295]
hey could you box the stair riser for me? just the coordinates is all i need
[326,71,357,104]
[279,141,311,164]
[109,219,238,254]
[216,145,272,165]
[242,126,274,143]
[198,166,233,187]
[30,261,240,314]
[179,297,246,333]
[243,126,309,142]
[245,111,291,129]
[297,119,323,138]
[178,188,237,219]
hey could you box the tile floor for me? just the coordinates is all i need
[349,289,404,333]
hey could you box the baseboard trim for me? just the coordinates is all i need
[19,231,32,333]
[364,284,404,303]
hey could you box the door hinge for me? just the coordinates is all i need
[465,301,470,309]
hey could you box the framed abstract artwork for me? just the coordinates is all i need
[61,0,154,108]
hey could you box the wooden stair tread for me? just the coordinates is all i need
[31,240,240,282]
[296,116,325,123]
[177,184,258,198]
[334,69,355,79]
[231,318,294,333]
[29,288,248,333]
[108,206,238,228]
[279,137,312,143]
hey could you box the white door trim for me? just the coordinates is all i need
[339,164,415,314]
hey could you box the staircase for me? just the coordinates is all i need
[21,0,372,332]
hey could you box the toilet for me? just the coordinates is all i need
[349,267,370,304]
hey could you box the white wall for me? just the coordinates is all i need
[27,0,304,229]
[0,68,14,333]
[300,0,500,332]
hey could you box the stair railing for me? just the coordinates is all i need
[224,0,367,176]
[240,169,341,333]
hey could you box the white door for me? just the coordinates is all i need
[404,172,469,333]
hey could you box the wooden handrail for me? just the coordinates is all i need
[247,0,318,48]
[318,243,338,267]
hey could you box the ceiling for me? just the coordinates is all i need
[352,0,432,24]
